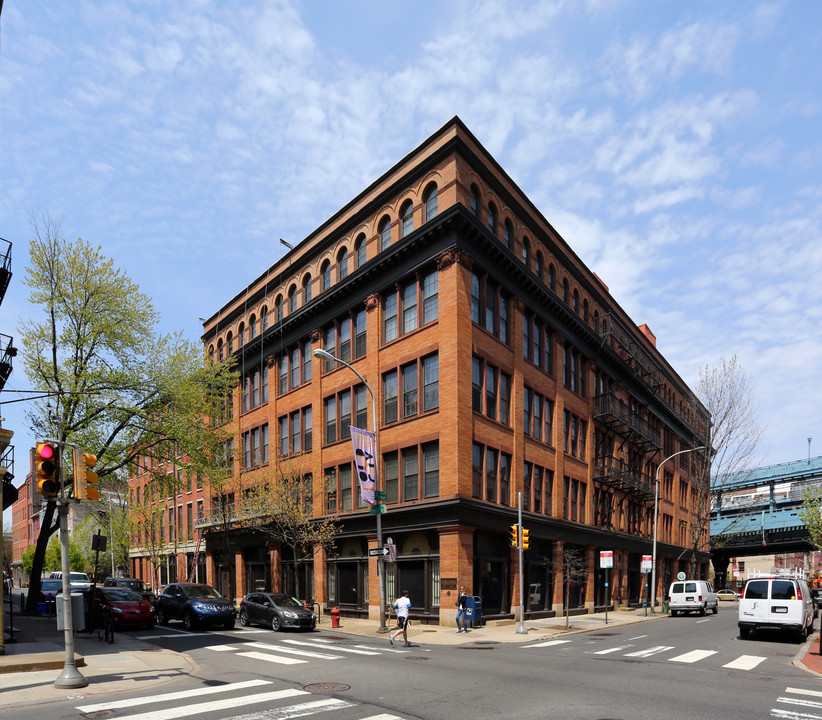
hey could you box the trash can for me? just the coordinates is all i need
[56,592,86,631]
[466,596,483,629]
[662,600,669,613]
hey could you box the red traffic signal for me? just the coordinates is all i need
[35,442,59,498]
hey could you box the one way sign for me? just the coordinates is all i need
[368,547,389,557]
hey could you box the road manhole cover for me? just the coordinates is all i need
[303,683,350,693]
[472,641,500,645]
[405,656,428,660]
[81,712,115,719]
[457,645,495,650]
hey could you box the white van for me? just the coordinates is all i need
[667,580,718,616]
[738,575,814,640]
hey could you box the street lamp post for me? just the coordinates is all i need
[651,445,707,613]
[314,348,387,633]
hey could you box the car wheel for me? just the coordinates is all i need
[223,620,235,630]
[712,602,718,615]
[700,604,707,616]
[183,611,196,630]
[157,608,169,625]
[671,609,677,617]
[239,609,250,627]
[740,626,751,639]
[271,615,282,632]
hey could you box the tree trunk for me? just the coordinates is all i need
[24,500,59,614]
[293,544,300,601]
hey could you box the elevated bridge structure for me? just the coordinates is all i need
[710,456,822,589]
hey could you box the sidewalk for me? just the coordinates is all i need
[3,606,821,710]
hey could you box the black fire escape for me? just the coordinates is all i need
[1,237,18,511]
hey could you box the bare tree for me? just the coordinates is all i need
[543,545,588,629]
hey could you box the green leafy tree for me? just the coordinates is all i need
[44,535,85,572]
[21,545,36,578]
[19,214,237,613]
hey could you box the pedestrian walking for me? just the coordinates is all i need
[455,586,469,632]
[389,590,412,647]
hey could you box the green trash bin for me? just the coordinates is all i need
[662,600,669,613]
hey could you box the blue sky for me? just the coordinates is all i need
[1,0,821,513]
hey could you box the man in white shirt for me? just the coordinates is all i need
[389,590,412,647]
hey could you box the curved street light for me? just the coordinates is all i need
[651,446,707,613]
[313,348,387,632]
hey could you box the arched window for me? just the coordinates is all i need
[583,299,589,324]
[288,285,297,314]
[562,279,570,304]
[261,306,268,332]
[217,338,224,362]
[237,322,245,347]
[573,290,580,314]
[536,251,544,280]
[321,260,331,291]
[379,215,391,251]
[522,237,530,268]
[249,314,257,341]
[487,203,497,234]
[423,183,438,222]
[503,220,513,249]
[275,295,283,323]
[355,233,366,267]
[337,247,349,280]
[227,331,234,354]
[302,274,312,303]
[400,200,414,237]
[470,184,480,216]
[208,345,214,365]
[548,264,556,292]
[593,310,600,334]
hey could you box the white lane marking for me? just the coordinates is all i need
[777,697,822,710]
[246,641,341,659]
[228,698,356,720]
[235,651,307,665]
[627,635,648,640]
[786,688,822,698]
[723,655,767,670]
[591,645,632,655]
[280,638,380,655]
[624,645,674,658]
[206,645,237,651]
[75,680,274,712]
[696,619,712,624]
[360,715,404,720]
[524,639,572,648]
[771,711,822,719]
[668,649,717,663]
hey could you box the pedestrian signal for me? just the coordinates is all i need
[35,442,59,498]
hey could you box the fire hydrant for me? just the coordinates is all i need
[330,606,341,628]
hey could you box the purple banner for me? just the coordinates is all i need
[350,426,376,505]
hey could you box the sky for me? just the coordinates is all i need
[1,0,821,518]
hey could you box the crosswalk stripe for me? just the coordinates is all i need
[236,651,307,665]
[777,697,822,710]
[206,645,237,651]
[226,698,355,720]
[723,655,766,670]
[524,639,571,648]
[281,638,380,655]
[79,688,306,720]
[624,645,674,658]
[787,688,822,698]
[770,711,822,719]
[75,679,273,713]
[360,715,404,720]
[668,649,717,663]
[592,645,631,655]
[246,641,341,659]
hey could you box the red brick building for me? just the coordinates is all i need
[129,117,710,625]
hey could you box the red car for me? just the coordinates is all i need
[94,586,156,629]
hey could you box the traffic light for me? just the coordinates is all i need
[35,442,59,498]
[509,523,519,548]
[73,448,99,501]
[521,527,530,550]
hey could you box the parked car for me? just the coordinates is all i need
[238,593,317,632]
[156,583,236,630]
[716,588,739,601]
[38,579,63,604]
[738,575,814,640]
[94,587,156,629]
[667,580,719,616]
[103,577,156,605]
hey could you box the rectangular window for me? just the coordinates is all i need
[499,453,510,506]
[422,271,438,324]
[251,427,261,467]
[354,310,367,358]
[472,443,483,498]
[485,365,497,421]
[499,372,510,425]
[325,396,337,444]
[472,357,482,412]
[423,442,439,497]
[523,315,530,359]
[523,388,532,435]
[324,327,336,372]
[544,399,554,445]
[533,393,542,441]
[402,282,417,335]
[303,407,312,452]
[384,451,399,503]
[422,354,439,411]
[523,462,532,512]
[279,355,288,395]
[499,294,508,343]
[290,348,300,389]
[485,448,498,503]
[485,281,496,334]
[384,293,398,343]
[471,273,481,324]
[383,370,398,424]
[302,341,312,383]
[340,464,352,511]
[325,472,337,513]
[262,423,269,463]
[402,363,418,418]
[339,317,351,363]
[339,389,351,440]
[544,328,553,374]
[279,416,288,457]
[243,431,251,469]
[533,465,542,514]
[242,375,250,413]
[290,410,301,454]
[402,447,418,501]
[354,385,368,429]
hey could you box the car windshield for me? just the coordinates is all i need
[269,594,303,607]
[103,588,142,602]
[185,585,222,599]
[42,581,61,590]
[69,573,88,582]
[121,579,149,592]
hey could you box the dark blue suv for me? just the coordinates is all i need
[156,583,236,630]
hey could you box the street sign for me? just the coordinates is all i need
[600,550,613,569]
[368,547,389,557]
[374,490,386,501]
[369,504,385,514]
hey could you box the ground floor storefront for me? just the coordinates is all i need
[129,503,710,626]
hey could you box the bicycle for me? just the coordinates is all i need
[97,604,115,644]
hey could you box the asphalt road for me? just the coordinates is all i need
[20,604,822,720]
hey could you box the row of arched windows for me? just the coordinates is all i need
[208,180,440,362]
